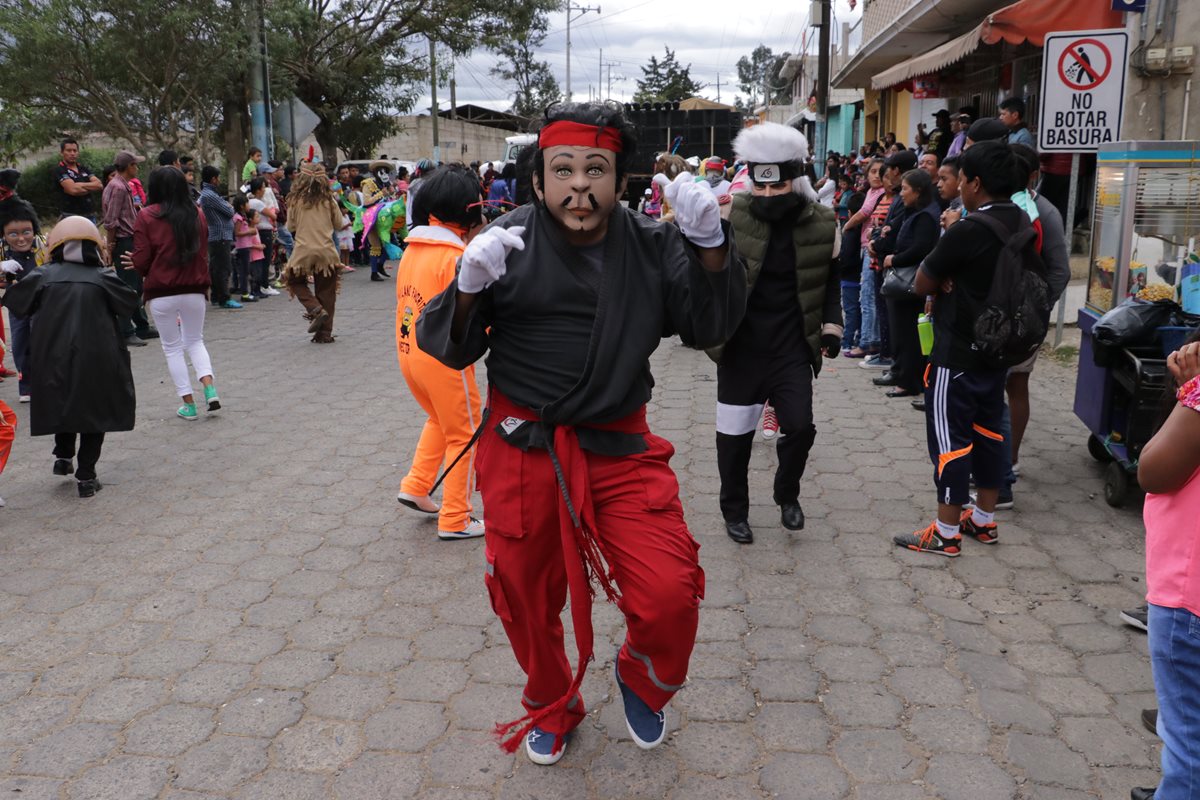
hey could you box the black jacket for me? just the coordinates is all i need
[2,261,139,435]
[874,200,941,269]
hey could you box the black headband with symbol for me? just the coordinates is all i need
[748,160,801,185]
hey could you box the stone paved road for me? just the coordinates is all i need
[0,272,1158,799]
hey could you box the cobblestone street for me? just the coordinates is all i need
[0,272,1158,799]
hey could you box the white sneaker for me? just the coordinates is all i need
[397,491,440,514]
[18,395,30,403]
[439,518,485,540]
[262,286,281,296]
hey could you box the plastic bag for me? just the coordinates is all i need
[1092,299,1178,347]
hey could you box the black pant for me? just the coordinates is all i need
[873,269,891,358]
[886,294,926,393]
[715,352,817,522]
[209,240,232,304]
[114,236,150,337]
[258,229,275,285]
[53,432,105,480]
[1038,172,1071,231]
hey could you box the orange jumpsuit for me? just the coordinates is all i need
[396,225,482,532]
[0,399,14,478]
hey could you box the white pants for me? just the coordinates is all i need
[146,294,214,398]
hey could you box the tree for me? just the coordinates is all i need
[633,47,704,103]
[489,3,562,119]
[735,44,792,109]
[0,0,266,167]
[276,0,560,159]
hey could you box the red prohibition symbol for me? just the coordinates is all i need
[1058,38,1112,91]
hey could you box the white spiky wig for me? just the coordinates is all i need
[732,122,817,201]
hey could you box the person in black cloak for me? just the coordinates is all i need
[2,216,139,497]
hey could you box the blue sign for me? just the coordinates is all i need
[1112,0,1146,12]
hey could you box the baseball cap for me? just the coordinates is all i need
[114,151,145,170]
[932,109,950,118]
[258,162,276,174]
[966,118,1009,143]
[883,150,918,170]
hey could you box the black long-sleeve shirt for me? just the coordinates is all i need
[417,203,746,426]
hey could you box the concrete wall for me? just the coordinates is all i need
[301,116,514,165]
[1121,0,1200,141]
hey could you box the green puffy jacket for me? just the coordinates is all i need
[707,193,841,373]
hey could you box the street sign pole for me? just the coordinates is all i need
[1054,152,1081,348]
[1040,29,1129,346]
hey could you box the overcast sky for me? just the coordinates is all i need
[415,0,862,113]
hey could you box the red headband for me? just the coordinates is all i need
[538,120,624,153]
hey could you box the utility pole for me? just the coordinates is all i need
[602,59,620,100]
[716,74,721,104]
[429,37,440,163]
[565,2,600,102]
[814,0,832,170]
[249,0,272,156]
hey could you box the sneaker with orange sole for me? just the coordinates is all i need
[893,522,962,557]
[959,509,998,544]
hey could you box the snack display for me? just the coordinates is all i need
[1136,283,1176,302]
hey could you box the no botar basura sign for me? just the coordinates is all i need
[1039,30,1129,152]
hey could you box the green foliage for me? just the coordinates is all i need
[735,45,792,109]
[16,147,116,221]
[488,2,562,119]
[633,47,704,103]
[279,0,558,158]
[0,0,261,160]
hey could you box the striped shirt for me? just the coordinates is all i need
[199,184,235,242]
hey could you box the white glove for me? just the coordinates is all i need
[0,259,20,275]
[654,172,724,248]
[457,225,526,294]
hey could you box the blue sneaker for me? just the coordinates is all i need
[615,657,667,749]
[220,299,243,309]
[524,726,566,765]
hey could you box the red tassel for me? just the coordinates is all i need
[575,521,619,604]
[307,145,315,162]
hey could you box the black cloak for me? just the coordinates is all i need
[2,261,139,435]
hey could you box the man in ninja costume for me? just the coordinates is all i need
[417,101,746,765]
[712,122,842,545]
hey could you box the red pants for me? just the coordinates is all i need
[0,400,15,477]
[478,392,704,738]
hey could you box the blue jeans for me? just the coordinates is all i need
[840,282,861,350]
[275,225,294,258]
[858,251,879,350]
[9,313,31,395]
[1150,603,1200,799]
[997,402,1017,496]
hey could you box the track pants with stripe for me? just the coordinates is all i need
[477,391,703,736]
[715,354,817,522]
[924,365,1007,506]
[398,354,482,532]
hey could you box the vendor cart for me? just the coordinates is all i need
[1074,140,1200,507]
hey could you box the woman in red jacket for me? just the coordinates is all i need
[124,166,221,420]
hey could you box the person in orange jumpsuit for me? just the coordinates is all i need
[395,164,487,539]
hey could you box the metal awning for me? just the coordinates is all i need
[870,24,986,89]
[868,0,1125,90]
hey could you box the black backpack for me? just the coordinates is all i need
[962,210,1052,369]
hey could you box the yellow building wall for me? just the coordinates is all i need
[890,90,912,147]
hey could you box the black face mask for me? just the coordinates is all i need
[749,191,803,223]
